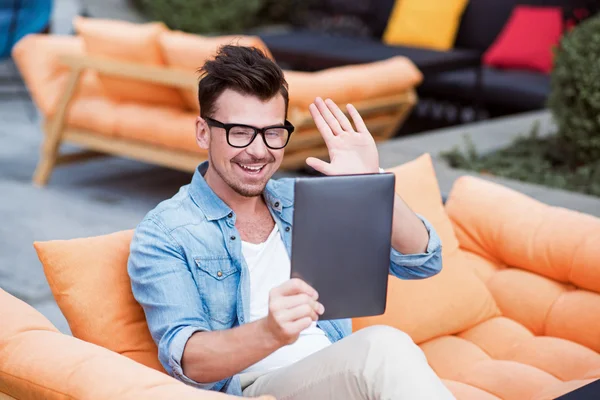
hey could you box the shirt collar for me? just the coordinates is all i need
[189,161,293,221]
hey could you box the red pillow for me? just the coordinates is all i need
[483,6,563,74]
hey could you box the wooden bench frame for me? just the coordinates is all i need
[33,54,417,186]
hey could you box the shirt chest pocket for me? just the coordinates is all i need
[194,257,240,326]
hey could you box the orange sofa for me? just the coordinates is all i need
[12,17,421,186]
[3,154,598,399]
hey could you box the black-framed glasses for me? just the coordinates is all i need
[205,117,295,149]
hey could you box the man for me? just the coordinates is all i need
[128,45,454,399]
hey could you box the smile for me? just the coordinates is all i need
[236,163,266,175]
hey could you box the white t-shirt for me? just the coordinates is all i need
[239,225,331,375]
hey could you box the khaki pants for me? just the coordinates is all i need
[242,325,455,400]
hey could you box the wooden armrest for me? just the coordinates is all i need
[59,54,198,90]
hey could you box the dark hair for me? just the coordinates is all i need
[198,45,289,118]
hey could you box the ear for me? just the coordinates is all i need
[196,116,210,150]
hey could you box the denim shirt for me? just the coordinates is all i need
[128,162,443,396]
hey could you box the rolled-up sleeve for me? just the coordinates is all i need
[128,217,228,392]
[389,214,443,279]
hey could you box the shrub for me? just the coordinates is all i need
[440,125,600,198]
[135,0,266,34]
[547,14,600,166]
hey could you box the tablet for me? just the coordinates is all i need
[290,172,395,321]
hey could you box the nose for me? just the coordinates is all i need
[244,133,269,159]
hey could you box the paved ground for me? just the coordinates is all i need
[2,0,599,335]
[0,0,177,333]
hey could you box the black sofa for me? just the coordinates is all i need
[259,0,597,128]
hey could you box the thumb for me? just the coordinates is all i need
[306,157,333,175]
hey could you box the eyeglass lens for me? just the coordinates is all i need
[229,126,289,148]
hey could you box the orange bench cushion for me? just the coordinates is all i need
[65,96,119,137]
[446,176,600,353]
[74,17,185,109]
[421,317,600,399]
[159,30,273,111]
[11,34,105,117]
[62,98,204,155]
[114,104,203,154]
[0,289,247,400]
[284,56,422,113]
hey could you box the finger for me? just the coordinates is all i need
[275,278,318,298]
[309,103,335,143]
[347,103,368,133]
[325,98,353,132]
[271,293,316,312]
[317,302,325,315]
[287,317,314,337]
[314,97,343,135]
[305,157,334,176]
[278,303,318,322]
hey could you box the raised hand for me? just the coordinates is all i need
[263,278,324,346]
[306,97,380,176]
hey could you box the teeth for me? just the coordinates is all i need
[240,164,263,171]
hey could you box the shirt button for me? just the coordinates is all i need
[217,271,223,277]
[274,201,280,208]
[228,212,233,218]
[230,235,236,241]
[285,226,291,232]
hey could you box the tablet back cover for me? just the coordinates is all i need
[290,173,395,320]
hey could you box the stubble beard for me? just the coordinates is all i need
[210,152,274,198]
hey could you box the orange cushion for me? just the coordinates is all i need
[0,289,248,400]
[458,360,561,399]
[421,315,600,399]
[352,154,500,344]
[159,31,273,111]
[33,231,162,372]
[12,34,104,117]
[443,380,501,400]
[445,176,600,294]
[545,289,600,353]
[458,316,535,359]
[487,268,571,335]
[500,336,600,381]
[446,176,600,353]
[284,56,422,112]
[421,335,491,381]
[114,103,205,154]
[66,96,119,136]
[73,17,185,109]
[425,321,600,383]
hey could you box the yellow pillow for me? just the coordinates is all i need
[383,0,469,50]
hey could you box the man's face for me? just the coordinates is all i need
[196,89,286,197]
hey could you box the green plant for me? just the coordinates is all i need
[135,0,266,34]
[547,14,600,166]
[440,123,600,197]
